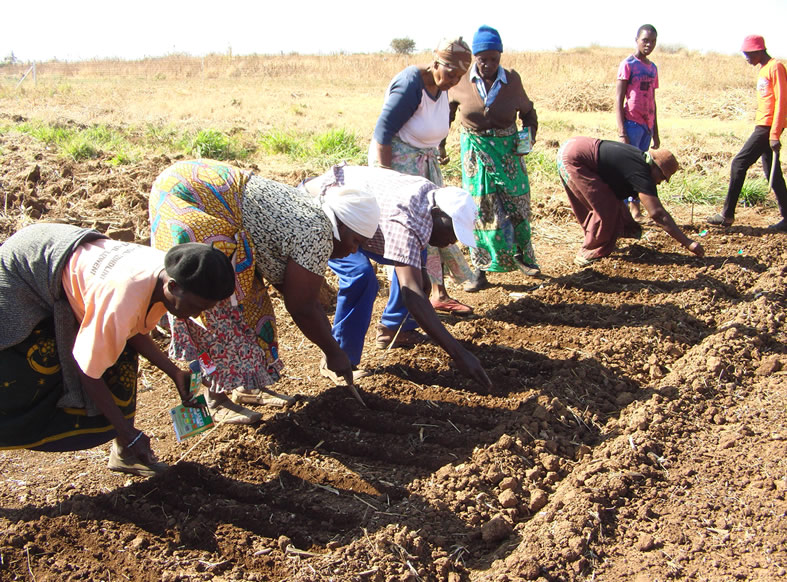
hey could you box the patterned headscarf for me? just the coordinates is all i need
[434,37,472,71]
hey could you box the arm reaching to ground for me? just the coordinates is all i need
[394,263,492,389]
[639,193,704,257]
[77,371,157,463]
[281,259,354,386]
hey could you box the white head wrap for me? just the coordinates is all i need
[433,186,478,248]
[320,187,381,240]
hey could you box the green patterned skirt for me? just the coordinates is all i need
[460,128,537,272]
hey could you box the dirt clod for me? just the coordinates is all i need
[0,132,785,580]
[481,515,513,543]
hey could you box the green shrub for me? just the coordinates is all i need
[439,145,463,183]
[109,152,134,165]
[739,178,769,207]
[64,139,99,160]
[391,37,416,55]
[259,130,305,156]
[188,129,230,159]
[661,173,726,205]
[144,123,181,149]
[525,149,561,192]
[183,129,249,160]
[311,128,363,164]
[18,122,71,145]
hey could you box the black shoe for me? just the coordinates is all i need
[706,213,733,226]
[513,254,540,276]
[464,269,490,293]
[767,218,787,232]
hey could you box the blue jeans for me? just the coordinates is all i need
[624,120,652,152]
[623,121,653,205]
[328,248,424,366]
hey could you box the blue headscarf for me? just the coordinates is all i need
[472,25,503,55]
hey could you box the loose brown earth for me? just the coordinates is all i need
[1,132,786,582]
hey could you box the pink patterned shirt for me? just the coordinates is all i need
[617,55,659,130]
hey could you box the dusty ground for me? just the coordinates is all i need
[0,132,786,581]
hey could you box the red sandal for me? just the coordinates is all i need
[430,297,473,315]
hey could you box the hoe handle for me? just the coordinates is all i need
[770,152,778,192]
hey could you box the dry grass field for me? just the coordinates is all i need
[0,47,761,179]
[0,48,785,582]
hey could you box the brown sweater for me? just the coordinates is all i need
[448,68,538,136]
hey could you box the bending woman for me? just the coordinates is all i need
[557,137,704,265]
[369,36,476,316]
[0,223,234,477]
[150,160,379,423]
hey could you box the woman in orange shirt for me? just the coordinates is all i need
[0,223,234,477]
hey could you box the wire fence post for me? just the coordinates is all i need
[15,63,36,88]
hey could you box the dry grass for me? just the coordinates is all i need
[0,47,766,199]
[0,47,756,128]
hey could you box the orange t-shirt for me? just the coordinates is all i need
[61,239,168,379]
[754,59,787,141]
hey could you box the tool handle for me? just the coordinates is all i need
[770,152,778,192]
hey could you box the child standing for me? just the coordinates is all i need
[616,24,660,221]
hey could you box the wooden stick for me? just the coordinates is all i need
[26,546,36,582]
[176,425,217,464]
[346,384,367,407]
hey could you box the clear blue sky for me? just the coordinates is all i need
[4,0,786,61]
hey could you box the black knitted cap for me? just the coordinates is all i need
[164,243,235,301]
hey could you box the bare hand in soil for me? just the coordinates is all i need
[689,240,705,257]
[324,351,353,386]
[454,348,492,389]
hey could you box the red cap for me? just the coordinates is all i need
[741,35,766,52]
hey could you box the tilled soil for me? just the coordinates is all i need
[1,132,785,581]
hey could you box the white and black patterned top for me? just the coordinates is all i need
[241,175,334,285]
[307,165,435,268]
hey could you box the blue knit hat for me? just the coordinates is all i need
[472,25,503,55]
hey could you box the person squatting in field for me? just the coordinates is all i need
[0,223,235,477]
[616,23,660,223]
[707,34,787,232]
[149,160,380,424]
[557,137,705,266]
[302,164,493,390]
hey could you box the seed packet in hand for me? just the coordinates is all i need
[516,128,532,155]
[170,394,214,442]
[197,351,216,375]
[188,360,203,395]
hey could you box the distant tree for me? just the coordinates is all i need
[2,51,18,66]
[390,38,416,55]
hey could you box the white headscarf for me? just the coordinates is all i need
[433,186,478,248]
[320,187,380,240]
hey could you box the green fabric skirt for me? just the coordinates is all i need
[460,129,537,272]
[0,319,138,452]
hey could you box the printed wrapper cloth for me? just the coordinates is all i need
[149,160,282,392]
